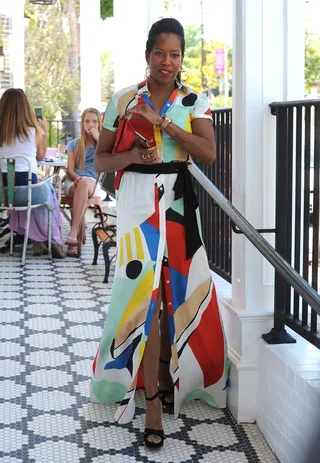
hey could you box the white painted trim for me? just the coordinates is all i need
[228,346,259,371]
[220,297,274,322]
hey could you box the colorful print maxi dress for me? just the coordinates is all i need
[91,79,228,424]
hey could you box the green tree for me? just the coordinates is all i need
[305,30,320,94]
[101,0,113,19]
[183,24,232,107]
[101,51,114,99]
[24,0,80,120]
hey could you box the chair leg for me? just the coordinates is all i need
[92,228,100,265]
[102,242,112,283]
[22,207,32,265]
[77,217,85,255]
[47,208,52,259]
[10,228,14,256]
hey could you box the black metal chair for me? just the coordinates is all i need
[92,212,117,283]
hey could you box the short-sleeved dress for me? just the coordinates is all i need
[91,79,228,424]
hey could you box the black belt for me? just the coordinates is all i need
[124,163,202,260]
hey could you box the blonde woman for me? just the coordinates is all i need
[64,108,103,257]
[0,88,64,258]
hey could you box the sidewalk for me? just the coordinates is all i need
[0,210,278,463]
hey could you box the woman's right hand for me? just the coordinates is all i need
[130,143,161,165]
[38,118,48,133]
[74,176,83,188]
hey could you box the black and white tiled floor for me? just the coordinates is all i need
[0,210,278,463]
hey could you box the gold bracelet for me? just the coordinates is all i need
[158,114,172,130]
[156,115,163,127]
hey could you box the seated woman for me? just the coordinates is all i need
[0,88,65,258]
[64,107,104,257]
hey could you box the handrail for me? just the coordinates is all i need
[269,99,320,115]
[210,107,232,114]
[270,99,320,108]
[189,163,320,314]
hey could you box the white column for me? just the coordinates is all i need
[80,0,101,110]
[113,0,164,92]
[283,0,305,100]
[10,0,24,89]
[0,0,24,89]
[226,0,305,422]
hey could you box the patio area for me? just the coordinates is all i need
[0,208,278,463]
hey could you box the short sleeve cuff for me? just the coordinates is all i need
[191,93,213,122]
[67,138,77,152]
[103,97,118,132]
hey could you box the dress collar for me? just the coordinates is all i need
[137,78,187,97]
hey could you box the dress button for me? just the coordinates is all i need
[168,302,172,305]
[166,280,170,284]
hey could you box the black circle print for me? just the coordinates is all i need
[126,260,143,279]
[182,93,198,106]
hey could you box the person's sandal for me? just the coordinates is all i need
[52,244,65,259]
[159,358,174,409]
[159,387,174,408]
[65,237,80,258]
[33,242,48,256]
[144,391,165,449]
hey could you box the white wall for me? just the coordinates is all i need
[228,0,305,422]
[0,0,25,90]
[113,0,164,91]
[80,0,101,110]
[257,336,320,463]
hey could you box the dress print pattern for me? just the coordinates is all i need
[91,79,228,424]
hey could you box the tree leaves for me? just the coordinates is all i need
[101,0,113,20]
[24,0,80,119]
[305,30,320,95]
[183,24,232,105]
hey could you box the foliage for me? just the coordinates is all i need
[101,51,114,99]
[183,24,232,107]
[24,0,80,120]
[101,0,113,19]
[305,30,320,94]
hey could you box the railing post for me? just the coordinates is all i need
[263,106,296,344]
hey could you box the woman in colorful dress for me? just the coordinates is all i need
[64,108,104,257]
[91,18,228,449]
[0,88,65,258]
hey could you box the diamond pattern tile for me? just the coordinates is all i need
[0,209,278,462]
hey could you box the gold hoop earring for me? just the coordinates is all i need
[180,66,189,82]
[145,65,150,79]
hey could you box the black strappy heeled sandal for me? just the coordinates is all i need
[159,358,174,409]
[144,391,165,449]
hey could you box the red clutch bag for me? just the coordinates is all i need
[112,115,155,189]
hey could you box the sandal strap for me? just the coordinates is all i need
[159,358,170,364]
[159,387,174,395]
[145,390,160,401]
[65,236,78,245]
[144,428,165,438]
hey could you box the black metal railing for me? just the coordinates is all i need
[191,163,320,350]
[262,100,320,348]
[47,119,80,147]
[101,172,116,199]
[193,108,232,282]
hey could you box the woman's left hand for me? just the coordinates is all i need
[126,105,160,126]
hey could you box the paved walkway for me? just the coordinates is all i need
[0,209,278,463]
